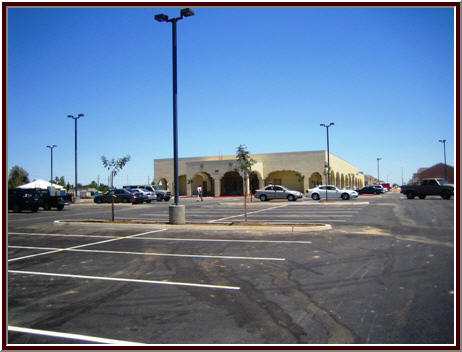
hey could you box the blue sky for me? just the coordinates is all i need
[7,6,455,187]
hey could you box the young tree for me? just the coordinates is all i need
[8,166,30,188]
[101,155,131,221]
[235,144,256,222]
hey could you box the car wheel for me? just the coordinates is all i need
[418,195,426,199]
[31,206,39,212]
[406,192,415,199]
[13,204,21,213]
[57,204,64,210]
[157,194,162,202]
[95,198,102,204]
[341,193,350,200]
[311,193,320,201]
[122,198,128,203]
[164,197,170,201]
[260,194,267,202]
[441,190,452,200]
[43,204,51,210]
[287,194,295,201]
[146,200,151,203]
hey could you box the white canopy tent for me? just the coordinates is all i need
[18,179,64,190]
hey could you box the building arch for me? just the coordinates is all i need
[179,175,187,196]
[309,172,323,188]
[265,170,304,192]
[249,171,262,194]
[159,178,168,190]
[192,172,215,196]
[221,171,243,196]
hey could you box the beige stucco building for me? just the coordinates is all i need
[154,150,365,196]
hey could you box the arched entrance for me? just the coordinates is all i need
[192,172,215,196]
[179,175,187,196]
[265,170,304,192]
[249,171,262,194]
[159,178,168,190]
[309,172,323,188]
[221,171,243,196]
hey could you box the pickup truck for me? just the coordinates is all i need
[401,178,454,200]
[38,188,72,210]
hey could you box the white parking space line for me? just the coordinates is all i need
[8,245,286,261]
[8,229,167,263]
[208,204,289,223]
[9,232,117,239]
[8,326,144,345]
[8,232,313,244]
[8,270,241,290]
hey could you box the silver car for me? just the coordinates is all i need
[254,185,304,202]
[307,185,358,200]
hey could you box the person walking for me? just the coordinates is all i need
[197,185,203,202]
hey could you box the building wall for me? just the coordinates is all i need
[409,163,454,184]
[154,150,365,196]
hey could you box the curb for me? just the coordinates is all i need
[54,220,332,232]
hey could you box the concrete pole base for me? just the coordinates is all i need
[169,204,185,225]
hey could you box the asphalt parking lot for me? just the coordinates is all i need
[7,193,455,346]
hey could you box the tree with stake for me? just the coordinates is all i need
[101,155,131,221]
[235,145,256,222]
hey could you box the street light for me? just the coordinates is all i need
[46,144,57,184]
[320,122,334,201]
[67,114,84,201]
[377,157,382,184]
[438,139,448,180]
[155,8,194,224]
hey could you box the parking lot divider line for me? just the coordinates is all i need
[8,326,145,345]
[8,245,286,261]
[8,270,241,290]
[8,229,168,263]
[8,232,118,239]
[208,204,289,223]
[131,237,313,244]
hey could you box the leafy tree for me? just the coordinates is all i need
[101,155,131,221]
[8,166,30,188]
[235,145,256,222]
[53,176,66,187]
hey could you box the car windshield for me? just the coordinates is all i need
[438,179,451,185]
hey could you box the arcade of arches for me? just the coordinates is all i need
[154,150,365,197]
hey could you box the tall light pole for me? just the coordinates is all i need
[67,114,84,201]
[46,144,57,184]
[320,122,334,201]
[155,8,194,224]
[377,157,382,184]
[438,139,448,180]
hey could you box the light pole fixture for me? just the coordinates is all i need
[320,122,334,201]
[438,139,448,180]
[377,157,382,184]
[67,114,84,199]
[46,144,57,184]
[155,8,194,224]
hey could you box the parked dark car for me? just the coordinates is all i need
[93,189,143,204]
[8,188,42,212]
[355,186,381,195]
[37,189,71,210]
[401,178,453,200]
[127,189,146,203]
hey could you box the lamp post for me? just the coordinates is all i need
[320,122,334,201]
[67,114,84,201]
[46,144,57,184]
[438,139,448,180]
[155,8,194,224]
[377,157,382,184]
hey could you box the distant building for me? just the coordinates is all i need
[409,163,454,184]
[154,150,365,197]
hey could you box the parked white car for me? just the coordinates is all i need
[132,188,156,203]
[254,185,304,201]
[307,185,358,200]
